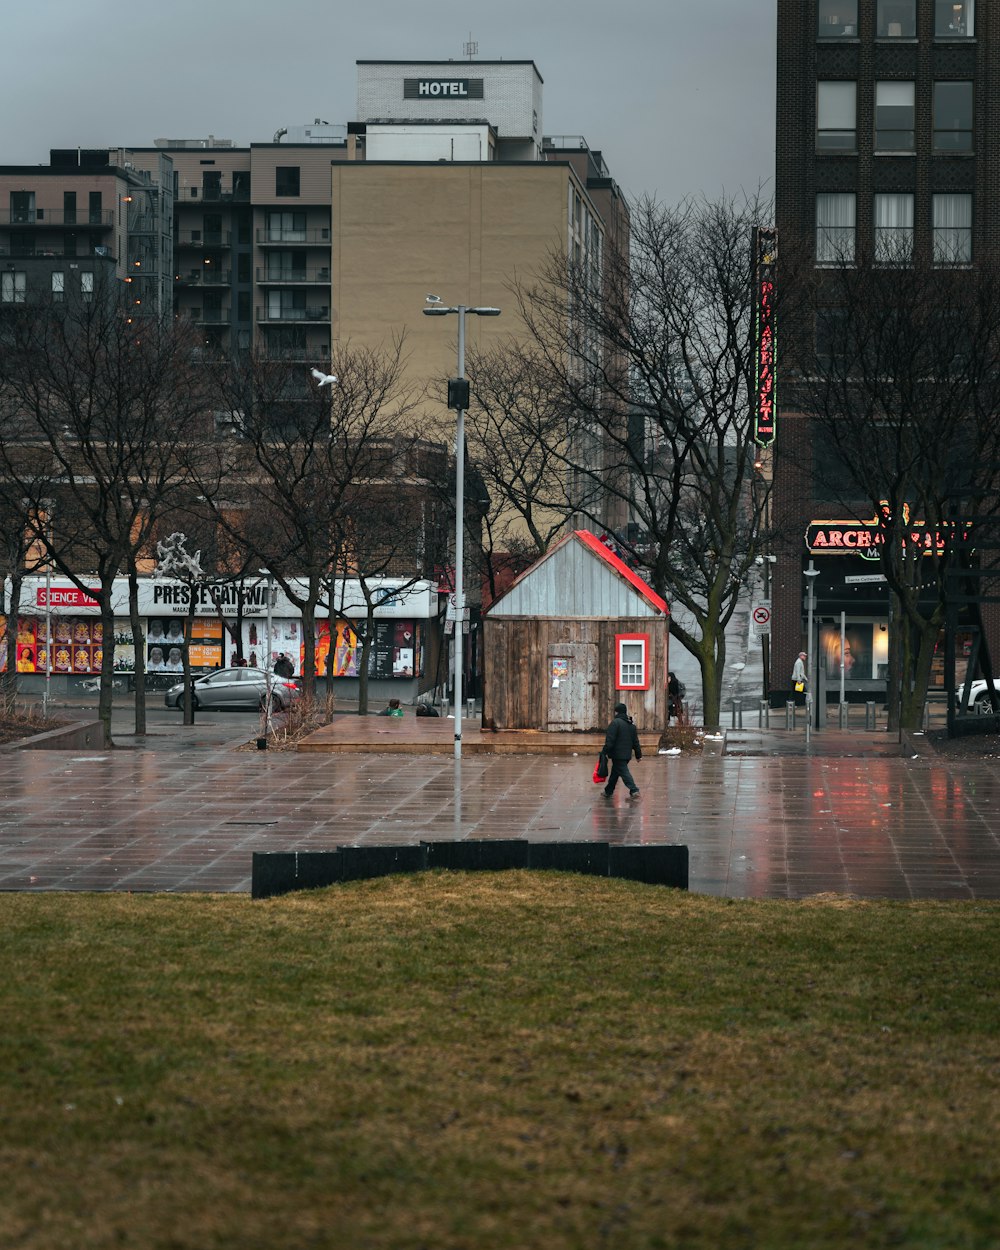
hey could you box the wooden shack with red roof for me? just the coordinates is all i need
[482,529,670,733]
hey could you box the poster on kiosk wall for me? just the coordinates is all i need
[0,615,106,675]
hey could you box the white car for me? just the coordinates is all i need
[955,678,1000,713]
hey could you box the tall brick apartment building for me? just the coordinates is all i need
[771,0,997,706]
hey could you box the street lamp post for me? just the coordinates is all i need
[423,296,501,760]
[41,500,54,720]
[805,560,820,730]
[259,568,275,736]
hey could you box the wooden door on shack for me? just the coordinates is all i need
[545,640,599,732]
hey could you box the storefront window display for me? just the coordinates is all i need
[819,623,876,680]
[308,620,423,679]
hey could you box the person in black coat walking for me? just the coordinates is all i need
[601,702,642,799]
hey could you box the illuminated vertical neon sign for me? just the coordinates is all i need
[753,227,777,447]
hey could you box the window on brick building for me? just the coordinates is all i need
[933,82,973,151]
[932,194,972,264]
[815,306,849,368]
[818,0,858,36]
[816,193,856,264]
[817,82,856,151]
[935,0,973,37]
[875,82,915,151]
[877,0,916,36]
[1,271,26,303]
[874,193,914,264]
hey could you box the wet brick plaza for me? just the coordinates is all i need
[1,714,999,899]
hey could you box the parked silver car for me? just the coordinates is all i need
[164,667,300,712]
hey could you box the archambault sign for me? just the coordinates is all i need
[806,510,972,560]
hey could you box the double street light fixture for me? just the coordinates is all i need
[423,295,501,760]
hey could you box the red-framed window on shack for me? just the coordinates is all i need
[616,633,650,690]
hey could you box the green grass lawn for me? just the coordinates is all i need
[2,875,999,1249]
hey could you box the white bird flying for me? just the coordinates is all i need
[310,368,339,387]
[425,293,441,304]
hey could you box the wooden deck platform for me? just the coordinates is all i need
[297,716,662,756]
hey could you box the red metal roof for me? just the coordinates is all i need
[573,530,669,616]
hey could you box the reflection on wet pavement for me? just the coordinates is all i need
[1,728,999,899]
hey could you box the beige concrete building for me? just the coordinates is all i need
[332,159,597,416]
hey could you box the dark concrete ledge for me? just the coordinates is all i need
[6,720,104,752]
[252,840,689,900]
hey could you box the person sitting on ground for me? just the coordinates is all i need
[273,652,295,679]
[378,697,404,717]
[415,703,440,717]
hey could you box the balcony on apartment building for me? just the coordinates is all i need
[256,227,330,246]
[175,267,233,287]
[258,338,330,363]
[0,210,114,228]
[256,266,330,285]
[185,184,251,204]
[256,304,330,323]
[176,230,232,248]
[186,307,232,325]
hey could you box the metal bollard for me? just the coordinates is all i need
[466,697,475,719]
[865,701,876,730]
[923,702,930,732]
[731,698,743,729]
[839,701,849,728]
[785,700,796,730]
[758,700,770,729]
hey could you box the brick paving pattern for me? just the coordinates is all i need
[1,717,999,899]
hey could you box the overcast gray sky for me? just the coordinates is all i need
[1,0,775,207]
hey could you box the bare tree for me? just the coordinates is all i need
[327,461,447,714]
[0,276,213,744]
[462,341,574,603]
[785,254,1000,729]
[515,193,776,728]
[0,477,47,714]
[209,338,427,702]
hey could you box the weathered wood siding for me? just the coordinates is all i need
[487,539,664,619]
[483,616,668,733]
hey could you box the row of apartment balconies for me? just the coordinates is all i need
[175,229,331,248]
[184,307,331,324]
[0,210,114,227]
[175,267,330,286]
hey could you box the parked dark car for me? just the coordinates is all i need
[164,667,300,712]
